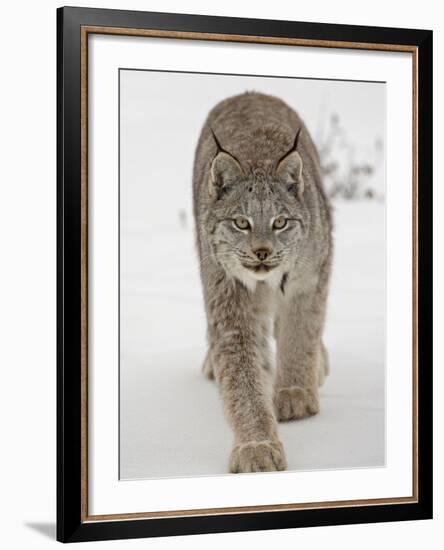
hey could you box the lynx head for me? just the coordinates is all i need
[206,129,308,289]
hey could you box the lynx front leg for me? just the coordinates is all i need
[208,282,286,473]
[274,288,327,422]
[216,346,287,473]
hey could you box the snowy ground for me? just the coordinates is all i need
[119,201,385,480]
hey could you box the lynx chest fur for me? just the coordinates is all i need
[193,92,332,473]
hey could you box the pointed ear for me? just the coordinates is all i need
[276,150,304,198]
[209,152,244,198]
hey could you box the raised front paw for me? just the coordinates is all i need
[274,386,319,422]
[229,439,287,473]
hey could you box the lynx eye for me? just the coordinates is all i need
[273,216,288,230]
[233,216,251,230]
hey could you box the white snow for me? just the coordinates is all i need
[119,69,386,480]
[119,201,385,479]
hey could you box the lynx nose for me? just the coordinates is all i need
[254,248,271,261]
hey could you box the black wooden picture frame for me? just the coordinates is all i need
[57,6,433,543]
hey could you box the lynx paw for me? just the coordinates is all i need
[229,439,287,473]
[274,386,319,422]
[202,352,215,380]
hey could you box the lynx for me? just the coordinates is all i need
[192,92,332,473]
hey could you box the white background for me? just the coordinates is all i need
[0,0,440,548]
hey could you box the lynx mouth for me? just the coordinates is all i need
[242,263,276,274]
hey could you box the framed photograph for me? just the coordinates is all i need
[57,6,433,543]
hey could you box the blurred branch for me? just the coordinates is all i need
[318,113,384,202]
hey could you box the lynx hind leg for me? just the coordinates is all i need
[202,349,215,380]
[318,341,330,387]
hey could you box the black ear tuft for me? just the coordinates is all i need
[275,129,304,198]
[210,127,224,153]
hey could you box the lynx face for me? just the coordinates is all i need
[207,151,308,287]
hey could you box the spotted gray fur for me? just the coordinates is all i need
[193,92,333,473]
